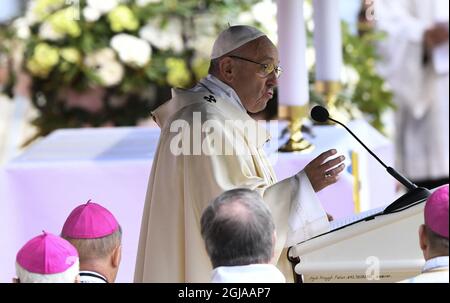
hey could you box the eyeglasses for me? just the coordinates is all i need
[228,55,283,78]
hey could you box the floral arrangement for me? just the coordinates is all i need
[5,0,390,138]
[6,0,261,138]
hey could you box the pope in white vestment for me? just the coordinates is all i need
[375,0,449,186]
[134,26,345,283]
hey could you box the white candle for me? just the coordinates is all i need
[277,0,309,106]
[313,0,343,82]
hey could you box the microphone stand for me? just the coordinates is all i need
[328,117,431,213]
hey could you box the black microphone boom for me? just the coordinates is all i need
[310,106,430,213]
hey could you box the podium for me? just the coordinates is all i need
[288,199,427,283]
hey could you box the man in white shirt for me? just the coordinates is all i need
[201,188,286,283]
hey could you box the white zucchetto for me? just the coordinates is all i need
[210,25,266,59]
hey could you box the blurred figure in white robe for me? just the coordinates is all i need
[375,0,449,189]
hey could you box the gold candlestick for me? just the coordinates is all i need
[278,105,314,153]
[315,81,347,124]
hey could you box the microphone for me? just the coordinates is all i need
[310,106,329,123]
[310,106,430,213]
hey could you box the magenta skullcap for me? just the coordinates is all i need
[16,231,78,274]
[61,200,119,239]
[425,185,449,238]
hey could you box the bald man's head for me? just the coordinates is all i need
[201,188,276,268]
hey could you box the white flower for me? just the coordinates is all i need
[187,36,214,58]
[87,0,119,14]
[139,19,183,53]
[83,6,101,22]
[343,66,360,87]
[85,48,124,86]
[85,48,115,65]
[38,22,64,41]
[97,61,124,86]
[111,34,152,67]
[24,3,39,25]
[237,12,253,24]
[251,0,278,43]
[188,16,216,57]
[238,0,277,43]
[306,47,316,70]
[136,0,162,6]
[13,18,31,40]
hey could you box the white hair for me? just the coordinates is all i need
[15,259,80,283]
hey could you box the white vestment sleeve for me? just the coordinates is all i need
[285,171,330,247]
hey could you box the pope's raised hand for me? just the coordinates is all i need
[304,149,346,193]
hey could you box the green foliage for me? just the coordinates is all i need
[340,22,394,132]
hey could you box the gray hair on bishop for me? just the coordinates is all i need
[63,226,122,261]
[200,188,275,268]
